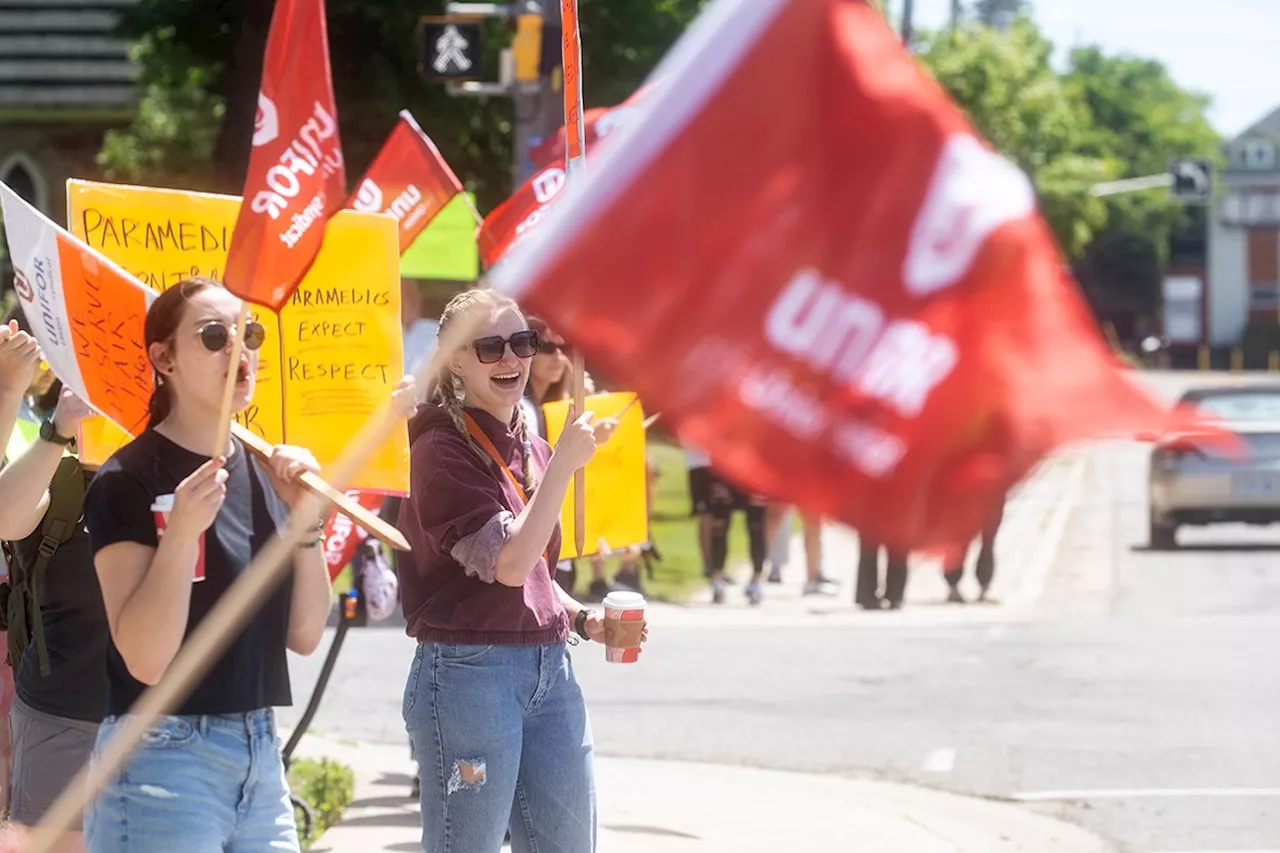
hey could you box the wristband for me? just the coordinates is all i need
[574,609,594,641]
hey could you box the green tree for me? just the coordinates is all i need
[1063,48,1219,319]
[1064,47,1220,255]
[972,0,1030,29]
[101,0,706,210]
[915,19,1114,257]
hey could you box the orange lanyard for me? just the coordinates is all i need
[462,412,554,569]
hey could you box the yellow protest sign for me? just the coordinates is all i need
[543,392,648,558]
[66,179,409,493]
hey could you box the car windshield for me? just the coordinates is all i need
[1188,392,1280,421]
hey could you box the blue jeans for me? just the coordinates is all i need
[403,642,596,853]
[85,708,299,853]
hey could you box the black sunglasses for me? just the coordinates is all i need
[537,339,568,355]
[197,320,266,352]
[472,330,539,364]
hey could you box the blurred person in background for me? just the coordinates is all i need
[943,495,1005,604]
[522,317,644,601]
[686,447,768,605]
[764,504,837,596]
[401,278,439,378]
[856,539,907,611]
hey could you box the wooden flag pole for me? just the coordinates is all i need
[23,311,485,853]
[572,350,586,558]
[459,191,484,227]
[211,303,251,457]
[231,423,410,552]
[561,0,588,558]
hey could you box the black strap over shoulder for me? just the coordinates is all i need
[23,455,86,675]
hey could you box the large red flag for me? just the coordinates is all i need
[223,0,345,310]
[346,110,465,254]
[491,0,1178,553]
[477,164,566,269]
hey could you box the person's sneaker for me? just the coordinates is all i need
[803,578,839,596]
[947,586,966,604]
[711,578,727,604]
[977,585,991,603]
[767,566,783,584]
[745,580,763,605]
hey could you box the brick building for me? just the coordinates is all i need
[0,0,139,234]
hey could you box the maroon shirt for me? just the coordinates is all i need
[397,405,568,645]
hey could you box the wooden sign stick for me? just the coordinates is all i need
[561,0,588,559]
[572,350,586,558]
[615,394,640,421]
[211,303,251,457]
[231,423,410,552]
[24,312,484,853]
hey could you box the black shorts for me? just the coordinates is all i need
[688,467,749,515]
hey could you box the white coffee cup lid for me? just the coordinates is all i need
[602,591,646,609]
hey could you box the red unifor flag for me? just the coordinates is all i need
[322,490,385,581]
[490,0,1186,554]
[477,164,566,269]
[527,85,655,171]
[346,110,466,254]
[223,0,345,310]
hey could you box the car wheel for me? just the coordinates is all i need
[1149,512,1177,550]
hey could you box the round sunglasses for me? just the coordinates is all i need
[197,320,267,352]
[471,329,539,364]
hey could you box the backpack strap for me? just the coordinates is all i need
[27,456,85,676]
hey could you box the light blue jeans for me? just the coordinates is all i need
[85,708,299,853]
[403,642,596,853]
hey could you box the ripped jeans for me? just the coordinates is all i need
[85,709,299,853]
[403,642,596,853]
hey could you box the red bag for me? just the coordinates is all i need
[491,0,1175,552]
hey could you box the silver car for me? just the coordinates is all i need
[1147,384,1280,549]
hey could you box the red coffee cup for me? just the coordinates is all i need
[602,591,646,664]
[151,494,206,582]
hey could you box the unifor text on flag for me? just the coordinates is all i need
[346,110,465,254]
[490,0,1190,554]
[223,0,346,311]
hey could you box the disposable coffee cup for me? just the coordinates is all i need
[602,591,646,664]
[151,494,206,582]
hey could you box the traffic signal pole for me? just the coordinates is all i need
[428,2,562,189]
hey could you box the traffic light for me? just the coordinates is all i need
[511,13,543,83]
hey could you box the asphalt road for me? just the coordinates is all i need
[282,371,1280,853]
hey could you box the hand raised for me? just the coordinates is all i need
[265,444,321,509]
[0,319,39,397]
[168,457,228,540]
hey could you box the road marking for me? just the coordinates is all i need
[1006,454,1089,610]
[1013,788,1280,802]
[1147,849,1280,853]
[921,748,955,774]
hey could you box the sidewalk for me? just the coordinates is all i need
[643,448,1091,628]
[293,735,1115,853]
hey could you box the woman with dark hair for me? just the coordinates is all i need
[521,317,648,600]
[82,277,339,853]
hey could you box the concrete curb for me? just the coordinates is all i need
[288,734,1118,853]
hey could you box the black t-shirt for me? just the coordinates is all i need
[12,467,110,723]
[85,430,294,717]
